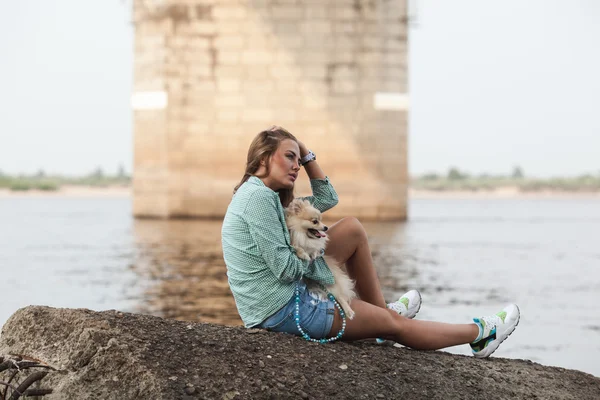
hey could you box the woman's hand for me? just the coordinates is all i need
[296,140,309,157]
[268,125,309,157]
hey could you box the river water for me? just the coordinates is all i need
[1,196,598,377]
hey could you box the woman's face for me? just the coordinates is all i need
[261,139,301,191]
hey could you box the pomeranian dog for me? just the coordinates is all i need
[285,198,357,319]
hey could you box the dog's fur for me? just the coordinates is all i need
[285,198,357,319]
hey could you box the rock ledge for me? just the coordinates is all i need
[0,306,598,399]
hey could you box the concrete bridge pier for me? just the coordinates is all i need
[132,0,409,220]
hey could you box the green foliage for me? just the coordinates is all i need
[0,166,131,191]
[412,171,600,192]
[511,166,525,179]
[117,163,128,179]
[447,167,469,180]
[91,167,104,179]
[35,182,59,191]
[421,172,440,181]
[9,182,31,191]
[0,175,11,188]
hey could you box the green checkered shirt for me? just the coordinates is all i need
[221,175,338,327]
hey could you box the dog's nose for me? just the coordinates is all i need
[323,226,328,231]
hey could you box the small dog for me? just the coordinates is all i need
[285,198,357,319]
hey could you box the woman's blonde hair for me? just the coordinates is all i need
[234,126,298,207]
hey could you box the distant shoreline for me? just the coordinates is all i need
[0,185,130,198]
[409,187,600,199]
[1,185,599,199]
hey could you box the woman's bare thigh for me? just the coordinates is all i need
[324,217,364,263]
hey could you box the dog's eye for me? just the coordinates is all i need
[312,220,318,224]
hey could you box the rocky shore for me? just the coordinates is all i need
[1,306,598,399]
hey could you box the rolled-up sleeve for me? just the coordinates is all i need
[301,176,339,213]
[243,190,311,282]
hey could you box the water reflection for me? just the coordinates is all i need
[130,218,425,327]
[132,219,242,326]
[125,200,600,377]
[3,196,598,375]
[362,221,418,296]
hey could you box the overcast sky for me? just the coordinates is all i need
[0,0,598,177]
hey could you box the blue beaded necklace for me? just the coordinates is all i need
[294,281,346,343]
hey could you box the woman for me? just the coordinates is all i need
[221,126,519,357]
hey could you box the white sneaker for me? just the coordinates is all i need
[387,289,422,319]
[470,304,520,358]
[376,290,422,344]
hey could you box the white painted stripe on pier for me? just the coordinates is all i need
[131,91,168,110]
[374,92,409,111]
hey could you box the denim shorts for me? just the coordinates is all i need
[257,281,335,339]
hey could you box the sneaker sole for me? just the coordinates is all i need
[405,290,422,319]
[473,305,520,358]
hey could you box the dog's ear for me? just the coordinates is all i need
[287,199,304,215]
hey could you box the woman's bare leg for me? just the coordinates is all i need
[325,217,386,308]
[328,299,479,349]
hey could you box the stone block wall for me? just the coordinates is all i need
[132,0,408,220]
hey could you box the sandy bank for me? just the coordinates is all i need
[1,185,598,200]
[409,186,600,199]
[0,185,130,198]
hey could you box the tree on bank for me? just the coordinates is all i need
[447,167,468,180]
[511,166,524,179]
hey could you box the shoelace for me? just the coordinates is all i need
[387,301,406,315]
[479,315,501,337]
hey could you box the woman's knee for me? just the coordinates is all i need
[337,217,367,242]
[387,310,411,334]
[325,217,369,261]
[373,309,407,338]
